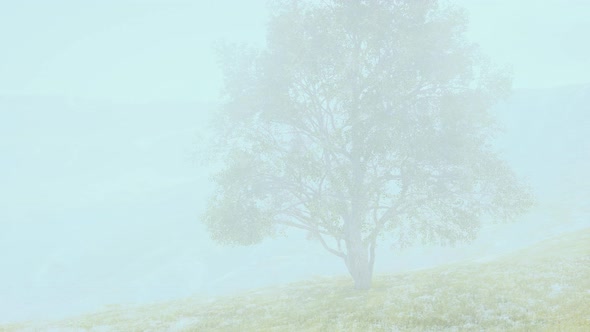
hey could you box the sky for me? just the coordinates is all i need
[0,0,589,104]
[0,0,267,103]
[0,0,588,325]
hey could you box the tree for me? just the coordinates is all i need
[203,0,533,290]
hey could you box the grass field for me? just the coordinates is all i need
[4,228,589,331]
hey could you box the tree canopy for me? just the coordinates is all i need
[203,0,533,289]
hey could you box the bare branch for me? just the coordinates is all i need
[315,231,346,259]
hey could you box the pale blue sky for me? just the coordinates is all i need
[0,0,588,103]
[0,0,268,103]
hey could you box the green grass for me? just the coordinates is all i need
[4,229,590,331]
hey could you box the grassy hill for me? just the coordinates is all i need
[4,228,589,331]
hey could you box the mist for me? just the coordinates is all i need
[1,0,588,329]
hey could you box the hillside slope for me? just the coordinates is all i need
[5,228,589,331]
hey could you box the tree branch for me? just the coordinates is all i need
[315,231,346,259]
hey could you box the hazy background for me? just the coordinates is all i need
[1,0,588,324]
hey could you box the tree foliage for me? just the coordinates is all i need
[204,0,533,289]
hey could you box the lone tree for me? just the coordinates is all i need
[204,0,533,290]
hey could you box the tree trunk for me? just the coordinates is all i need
[346,139,373,289]
[345,238,374,290]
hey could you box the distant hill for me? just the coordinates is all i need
[0,96,218,322]
[494,84,589,203]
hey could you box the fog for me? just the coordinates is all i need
[1,0,588,326]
